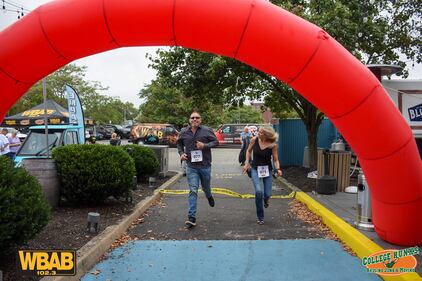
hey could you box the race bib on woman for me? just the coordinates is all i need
[258,165,270,178]
[191,150,203,162]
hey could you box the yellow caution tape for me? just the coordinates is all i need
[160,189,190,195]
[160,188,295,199]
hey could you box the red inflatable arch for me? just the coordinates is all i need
[0,0,421,245]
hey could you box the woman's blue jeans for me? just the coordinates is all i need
[187,166,212,218]
[250,167,272,220]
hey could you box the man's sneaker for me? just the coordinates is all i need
[207,196,215,207]
[264,198,269,208]
[185,217,196,228]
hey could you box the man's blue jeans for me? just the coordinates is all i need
[187,166,212,218]
[250,167,273,220]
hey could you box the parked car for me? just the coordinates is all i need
[122,126,131,139]
[214,123,261,145]
[105,124,130,139]
[130,123,179,146]
[85,127,105,141]
[124,125,132,137]
[96,126,114,139]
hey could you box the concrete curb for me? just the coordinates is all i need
[41,171,183,281]
[276,177,421,281]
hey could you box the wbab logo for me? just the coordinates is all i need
[362,247,419,276]
[408,103,422,122]
[16,250,76,277]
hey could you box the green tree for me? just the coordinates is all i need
[223,106,264,124]
[268,0,421,168]
[7,64,137,125]
[146,0,420,169]
[86,96,138,124]
[8,64,107,116]
[137,79,226,128]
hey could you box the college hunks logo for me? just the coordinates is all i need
[16,250,76,277]
[362,247,419,276]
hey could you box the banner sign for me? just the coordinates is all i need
[408,103,422,122]
[66,85,83,125]
[65,85,85,144]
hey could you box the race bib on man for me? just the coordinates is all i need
[258,165,270,178]
[191,150,203,162]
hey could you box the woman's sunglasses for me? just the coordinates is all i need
[190,117,201,120]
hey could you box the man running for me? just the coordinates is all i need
[177,111,219,228]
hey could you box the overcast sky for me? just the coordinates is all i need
[1,0,421,108]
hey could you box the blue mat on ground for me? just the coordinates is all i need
[81,239,380,281]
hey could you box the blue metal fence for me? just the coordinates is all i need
[274,119,338,166]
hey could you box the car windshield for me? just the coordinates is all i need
[18,130,63,156]
[114,125,123,129]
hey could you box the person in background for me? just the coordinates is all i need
[239,126,252,166]
[88,135,97,144]
[180,123,189,176]
[177,111,219,228]
[109,133,121,146]
[144,128,159,144]
[249,125,258,137]
[243,125,282,225]
[0,132,6,158]
[0,128,13,159]
[7,130,21,160]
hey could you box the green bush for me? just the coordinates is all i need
[52,144,136,204]
[121,145,159,181]
[0,157,51,251]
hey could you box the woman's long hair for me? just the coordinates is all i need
[260,125,278,143]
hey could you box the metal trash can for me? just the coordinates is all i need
[355,171,374,231]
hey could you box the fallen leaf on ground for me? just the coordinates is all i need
[289,200,356,256]
[90,269,101,275]
[110,233,132,250]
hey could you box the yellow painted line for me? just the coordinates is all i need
[295,191,421,281]
[160,188,295,199]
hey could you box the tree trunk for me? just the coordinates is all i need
[307,127,318,170]
[301,99,324,171]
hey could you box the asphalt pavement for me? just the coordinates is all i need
[81,148,381,281]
